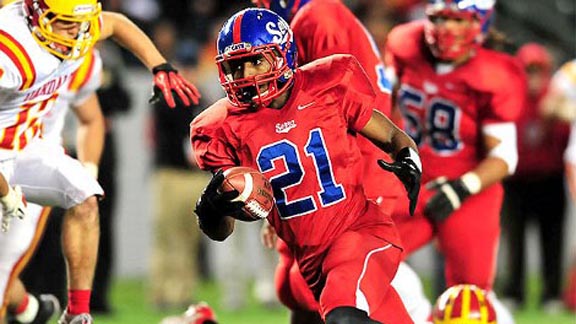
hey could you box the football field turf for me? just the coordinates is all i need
[78,277,576,323]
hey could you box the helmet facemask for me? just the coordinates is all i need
[424,0,494,62]
[25,0,101,60]
[216,42,294,109]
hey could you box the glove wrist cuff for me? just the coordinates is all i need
[460,172,481,195]
[152,63,175,74]
[397,147,422,172]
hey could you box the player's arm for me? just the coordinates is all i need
[360,110,422,215]
[99,12,200,108]
[72,93,105,179]
[424,122,517,222]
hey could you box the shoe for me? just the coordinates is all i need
[32,294,61,324]
[8,294,61,324]
[57,309,93,324]
[159,302,217,324]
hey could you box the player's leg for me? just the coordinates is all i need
[438,185,514,324]
[391,188,435,256]
[390,262,432,323]
[318,227,412,323]
[325,306,380,324]
[13,142,103,320]
[6,278,60,324]
[274,239,322,324]
[0,201,49,321]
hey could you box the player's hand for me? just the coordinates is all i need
[424,177,471,222]
[149,63,201,108]
[378,147,422,216]
[195,170,245,228]
[1,186,27,232]
[260,220,277,249]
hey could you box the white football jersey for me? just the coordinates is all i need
[0,1,88,158]
[40,50,103,145]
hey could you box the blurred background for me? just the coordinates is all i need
[11,0,576,322]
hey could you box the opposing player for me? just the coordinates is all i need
[385,1,526,323]
[251,1,431,323]
[2,48,104,324]
[0,0,200,322]
[191,8,421,323]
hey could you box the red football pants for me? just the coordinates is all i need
[392,183,503,290]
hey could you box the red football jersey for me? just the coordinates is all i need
[191,55,400,249]
[291,0,401,203]
[386,21,527,182]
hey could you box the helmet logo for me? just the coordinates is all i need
[265,19,290,44]
[224,42,252,54]
[73,4,97,15]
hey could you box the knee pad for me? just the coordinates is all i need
[325,307,381,324]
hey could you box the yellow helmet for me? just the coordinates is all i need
[24,0,101,60]
[433,284,497,324]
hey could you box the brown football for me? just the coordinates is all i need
[220,166,275,221]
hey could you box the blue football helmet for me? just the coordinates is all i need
[425,0,495,61]
[216,8,297,108]
[251,0,312,22]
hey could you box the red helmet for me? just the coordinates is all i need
[183,302,217,324]
[424,0,495,61]
[23,0,101,60]
[516,43,552,73]
[433,284,497,324]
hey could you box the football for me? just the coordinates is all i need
[220,166,275,221]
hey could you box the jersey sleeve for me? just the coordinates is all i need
[482,57,527,124]
[190,105,238,171]
[70,51,103,107]
[337,56,377,132]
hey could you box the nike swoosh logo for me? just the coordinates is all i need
[297,102,315,110]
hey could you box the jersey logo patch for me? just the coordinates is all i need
[297,101,315,110]
[275,120,297,134]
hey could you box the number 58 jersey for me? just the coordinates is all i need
[386,21,527,182]
[191,54,401,250]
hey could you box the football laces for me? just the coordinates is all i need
[245,200,269,219]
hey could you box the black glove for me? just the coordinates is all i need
[378,147,422,216]
[195,170,245,230]
[423,177,471,222]
[149,63,201,108]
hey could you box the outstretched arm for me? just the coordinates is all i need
[99,12,200,108]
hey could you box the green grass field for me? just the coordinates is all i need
[84,277,576,324]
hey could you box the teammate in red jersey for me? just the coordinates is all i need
[252,1,431,323]
[385,1,526,323]
[191,8,421,324]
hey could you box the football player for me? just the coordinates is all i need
[191,8,421,324]
[2,48,103,324]
[252,1,432,323]
[0,1,200,322]
[385,1,526,323]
